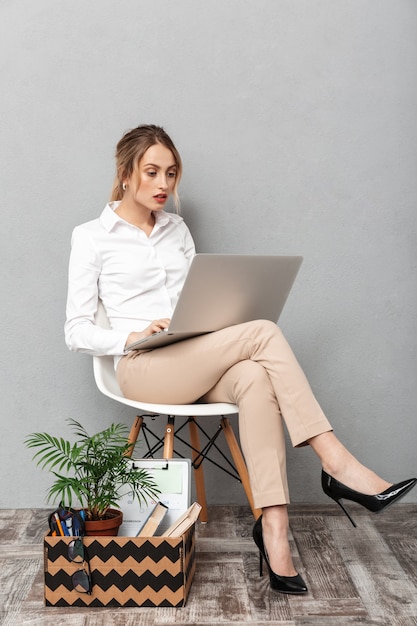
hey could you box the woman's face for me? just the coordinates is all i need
[127,143,177,213]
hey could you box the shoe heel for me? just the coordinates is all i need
[335,499,357,528]
[259,551,263,577]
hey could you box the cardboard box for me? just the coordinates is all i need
[44,525,196,607]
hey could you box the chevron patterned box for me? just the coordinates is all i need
[43,525,196,607]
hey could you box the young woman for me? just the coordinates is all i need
[65,124,416,595]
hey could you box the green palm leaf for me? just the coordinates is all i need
[25,418,159,520]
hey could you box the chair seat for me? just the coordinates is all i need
[93,355,238,416]
[93,352,260,522]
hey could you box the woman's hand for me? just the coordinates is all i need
[124,318,171,349]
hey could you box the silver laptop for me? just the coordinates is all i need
[126,254,303,351]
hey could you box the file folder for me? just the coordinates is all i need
[118,458,191,536]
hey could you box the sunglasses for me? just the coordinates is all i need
[68,538,92,594]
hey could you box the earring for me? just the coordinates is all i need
[122,182,127,191]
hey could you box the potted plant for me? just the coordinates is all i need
[25,418,159,536]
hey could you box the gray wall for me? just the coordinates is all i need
[1,0,416,509]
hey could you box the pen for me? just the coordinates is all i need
[54,513,66,536]
[65,517,73,536]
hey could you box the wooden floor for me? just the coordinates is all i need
[1,503,417,625]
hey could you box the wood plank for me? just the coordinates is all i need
[241,552,294,623]
[197,536,257,554]
[195,505,239,539]
[186,553,253,622]
[373,513,417,587]
[289,514,362,601]
[0,508,50,544]
[328,517,417,621]
[287,597,368,619]
[1,505,417,624]
[0,544,42,559]
[0,558,40,624]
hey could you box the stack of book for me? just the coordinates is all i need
[136,501,202,537]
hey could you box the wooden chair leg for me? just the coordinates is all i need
[131,414,258,522]
[125,415,144,458]
[163,416,175,459]
[188,417,208,523]
[220,417,262,520]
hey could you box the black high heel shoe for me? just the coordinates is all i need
[252,515,308,595]
[321,470,417,528]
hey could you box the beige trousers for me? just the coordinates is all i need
[116,320,332,508]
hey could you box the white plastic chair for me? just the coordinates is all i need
[92,304,260,522]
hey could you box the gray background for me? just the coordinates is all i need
[1,0,416,509]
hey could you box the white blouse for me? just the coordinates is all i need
[64,202,196,358]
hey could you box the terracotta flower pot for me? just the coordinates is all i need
[84,508,123,536]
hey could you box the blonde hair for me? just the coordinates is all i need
[110,124,182,211]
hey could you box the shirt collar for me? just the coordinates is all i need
[100,202,171,232]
